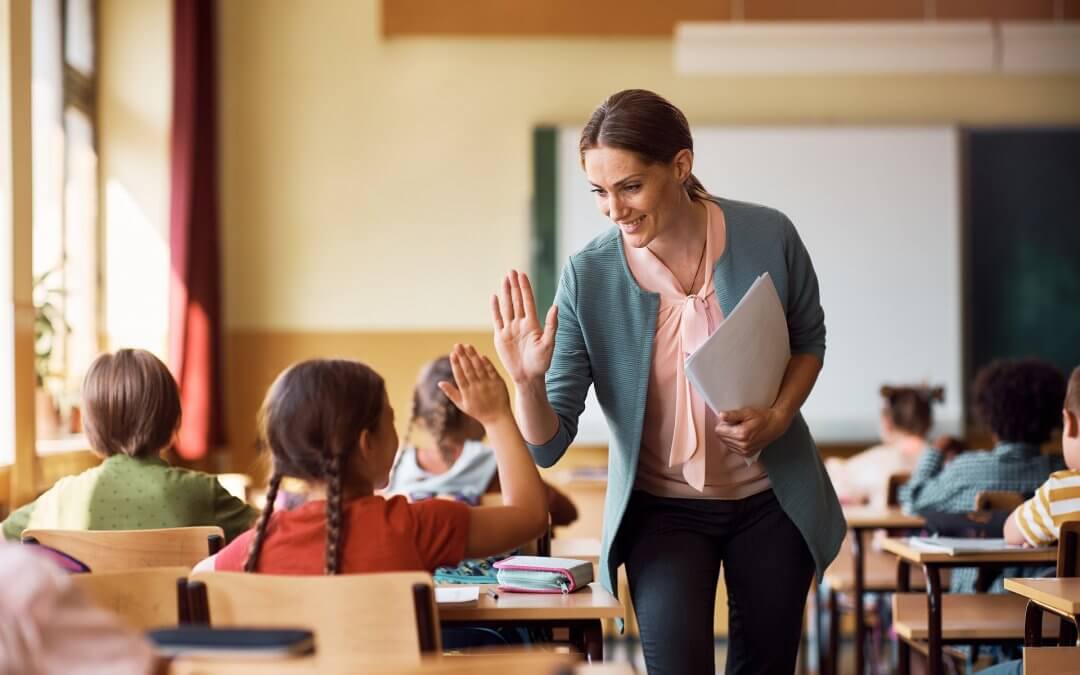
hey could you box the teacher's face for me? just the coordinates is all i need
[583,145,691,248]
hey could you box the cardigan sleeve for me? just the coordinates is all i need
[781,216,827,361]
[527,258,593,468]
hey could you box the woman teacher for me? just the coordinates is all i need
[491,90,844,675]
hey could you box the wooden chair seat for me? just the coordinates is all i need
[893,592,1060,642]
[22,526,224,571]
[69,566,191,630]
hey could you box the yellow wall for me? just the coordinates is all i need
[217,0,1080,333]
[99,0,171,358]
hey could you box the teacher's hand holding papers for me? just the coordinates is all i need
[714,406,791,457]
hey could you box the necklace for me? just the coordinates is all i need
[680,230,708,296]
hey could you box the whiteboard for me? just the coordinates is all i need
[554,125,964,444]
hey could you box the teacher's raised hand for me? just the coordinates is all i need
[491,270,557,384]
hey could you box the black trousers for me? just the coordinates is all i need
[621,489,815,675]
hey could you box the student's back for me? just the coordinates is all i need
[214,495,467,574]
[899,358,1067,593]
[197,346,548,577]
[1,349,256,543]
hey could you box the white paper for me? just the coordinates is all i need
[908,537,1053,555]
[685,273,790,466]
[434,586,480,604]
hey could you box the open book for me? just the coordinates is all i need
[908,536,1054,555]
[685,272,790,465]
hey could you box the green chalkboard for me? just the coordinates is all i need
[966,128,1080,384]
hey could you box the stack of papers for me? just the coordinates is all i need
[685,273,790,465]
[908,537,1053,555]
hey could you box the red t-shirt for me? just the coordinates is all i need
[214,495,470,574]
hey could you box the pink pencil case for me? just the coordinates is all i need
[493,555,594,594]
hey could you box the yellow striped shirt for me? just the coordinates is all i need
[1016,469,1080,547]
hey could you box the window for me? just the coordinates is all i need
[31,0,99,444]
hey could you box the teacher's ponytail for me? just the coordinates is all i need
[579,89,715,202]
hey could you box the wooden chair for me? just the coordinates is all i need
[1023,520,1080,648]
[188,571,440,660]
[886,472,911,508]
[974,490,1025,512]
[69,566,193,629]
[21,526,224,571]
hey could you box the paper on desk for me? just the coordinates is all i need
[435,586,480,604]
[685,273,790,466]
[908,537,1053,555]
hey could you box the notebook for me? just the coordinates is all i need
[493,556,594,594]
[147,627,315,659]
[435,586,480,604]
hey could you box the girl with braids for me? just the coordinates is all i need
[825,384,945,508]
[387,356,578,527]
[198,344,549,574]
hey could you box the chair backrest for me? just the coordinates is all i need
[21,526,224,571]
[973,490,1025,512]
[1058,520,1080,577]
[69,567,192,630]
[885,472,911,507]
[188,571,440,660]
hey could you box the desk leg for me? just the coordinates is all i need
[828,589,840,675]
[569,620,604,662]
[897,560,911,675]
[924,564,943,675]
[1060,615,1078,647]
[1024,601,1044,647]
[852,528,866,675]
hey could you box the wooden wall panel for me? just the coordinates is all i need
[742,0,924,21]
[384,0,1076,37]
[383,0,731,36]
[936,0,1057,20]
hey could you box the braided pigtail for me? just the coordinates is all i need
[243,472,283,573]
[324,445,345,575]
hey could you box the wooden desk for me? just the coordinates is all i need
[883,537,1057,675]
[438,583,623,662]
[819,508,925,675]
[1004,577,1080,647]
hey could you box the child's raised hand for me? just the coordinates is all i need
[437,344,512,427]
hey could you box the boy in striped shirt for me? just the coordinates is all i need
[1005,365,1080,547]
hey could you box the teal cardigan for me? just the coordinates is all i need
[528,197,846,598]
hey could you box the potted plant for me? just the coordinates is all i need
[33,268,67,440]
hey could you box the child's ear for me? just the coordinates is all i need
[357,428,372,458]
[1064,409,1079,439]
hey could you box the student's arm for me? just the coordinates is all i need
[544,482,578,527]
[210,480,259,542]
[1005,479,1058,547]
[484,473,578,527]
[437,345,548,558]
[1,501,36,542]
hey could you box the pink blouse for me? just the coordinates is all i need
[625,200,771,499]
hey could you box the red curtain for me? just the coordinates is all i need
[169,0,223,461]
